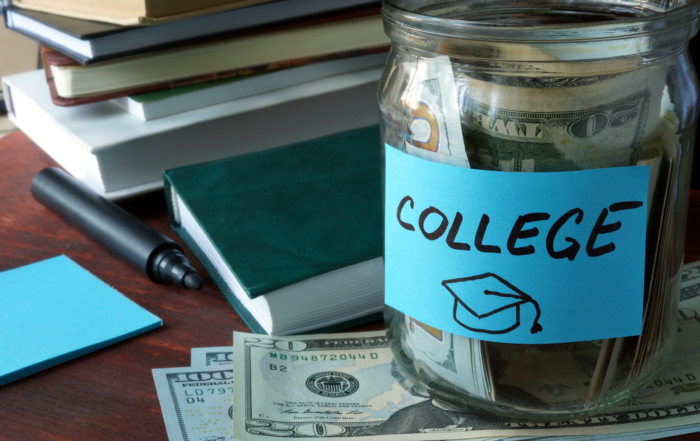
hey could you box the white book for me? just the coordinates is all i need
[3,68,381,199]
[112,52,387,121]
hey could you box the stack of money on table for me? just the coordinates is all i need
[153,260,700,441]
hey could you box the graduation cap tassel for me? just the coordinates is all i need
[529,297,543,334]
[443,273,544,336]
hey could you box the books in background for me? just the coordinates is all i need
[163,126,384,335]
[3,68,381,198]
[5,0,386,107]
[0,13,38,129]
[10,0,276,26]
[4,0,380,64]
[40,10,386,105]
[0,14,38,79]
[111,52,387,120]
[1,0,387,199]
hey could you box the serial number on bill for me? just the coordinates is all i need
[269,352,380,361]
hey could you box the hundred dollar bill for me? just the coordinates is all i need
[192,346,234,367]
[404,56,470,168]
[153,365,237,441]
[455,60,669,172]
[233,264,700,440]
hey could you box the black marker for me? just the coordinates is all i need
[31,167,203,290]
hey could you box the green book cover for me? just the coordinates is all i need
[164,125,383,332]
[130,75,256,104]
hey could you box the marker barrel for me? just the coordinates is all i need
[31,167,181,283]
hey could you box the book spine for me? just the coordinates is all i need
[163,174,181,228]
[172,225,268,335]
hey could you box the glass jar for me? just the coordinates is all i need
[380,0,700,421]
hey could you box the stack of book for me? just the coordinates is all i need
[2,0,388,198]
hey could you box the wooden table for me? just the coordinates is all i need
[0,131,697,440]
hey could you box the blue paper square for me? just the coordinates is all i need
[0,255,162,385]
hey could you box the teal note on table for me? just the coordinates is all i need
[384,146,649,345]
[0,255,162,385]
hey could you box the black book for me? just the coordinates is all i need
[4,0,380,65]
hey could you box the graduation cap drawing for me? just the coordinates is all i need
[442,273,543,335]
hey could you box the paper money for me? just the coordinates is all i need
[475,260,700,441]
[153,365,236,441]
[192,346,234,367]
[522,423,700,441]
[234,261,700,440]
[682,260,700,299]
[401,316,492,400]
[404,56,470,168]
[396,65,681,410]
[455,61,669,172]
[626,87,683,384]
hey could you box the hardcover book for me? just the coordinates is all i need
[4,0,380,65]
[41,11,386,103]
[164,125,384,335]
[3,69,380,199]
[41,44,386,106]
[11,0,273,26]
[111,53,387,120]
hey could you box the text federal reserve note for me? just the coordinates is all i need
[153,365,237,441]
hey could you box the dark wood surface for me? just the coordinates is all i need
[0,130,697,440]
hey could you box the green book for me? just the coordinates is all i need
[164,125,383,335]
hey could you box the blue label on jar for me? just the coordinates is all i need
[385,145,650,344]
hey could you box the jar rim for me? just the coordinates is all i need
[383,0,700,43]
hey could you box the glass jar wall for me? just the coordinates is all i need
[380,0,700,421]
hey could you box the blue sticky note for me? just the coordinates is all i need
[0,255,162,385]
[385,146,649,344]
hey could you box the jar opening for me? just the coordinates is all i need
[395,0,674,24]
[387,0,700,26]
[383,0,700,61]
[452,9,640,26]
